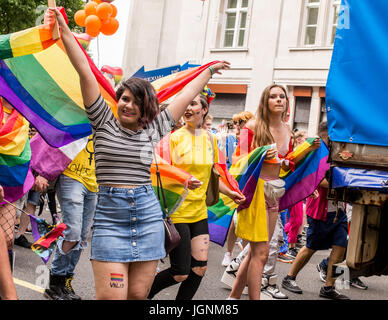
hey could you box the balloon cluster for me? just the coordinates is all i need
[74,0,119,38]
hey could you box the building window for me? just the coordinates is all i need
[222,0,249,48]
[293,96,311,132]
[328,0,341,45]
[303,0,321,45]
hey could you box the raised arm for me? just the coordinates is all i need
[45,8,100,107]
[166,61,230,123]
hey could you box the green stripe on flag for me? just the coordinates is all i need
[0,34,13,60]
[5,55,89,126]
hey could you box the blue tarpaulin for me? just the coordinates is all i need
[326,0,388,147]
[332,167,388,191]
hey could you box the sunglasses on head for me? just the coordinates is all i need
[233,119,245,126]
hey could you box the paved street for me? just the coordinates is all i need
[12,208,388,301]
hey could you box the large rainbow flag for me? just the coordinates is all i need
[0,107,34,203]
[0,22,117,148]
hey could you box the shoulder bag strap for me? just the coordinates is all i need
[148,134,169,219]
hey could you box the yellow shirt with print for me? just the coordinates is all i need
[170,127,218,224]
[62,136,97,192]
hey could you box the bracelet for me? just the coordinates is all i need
[208,66,214,78]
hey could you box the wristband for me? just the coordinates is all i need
[208,66,214,78]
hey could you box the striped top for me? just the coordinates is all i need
[85,94,175,186]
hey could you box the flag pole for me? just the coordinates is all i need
[47,0,60,40]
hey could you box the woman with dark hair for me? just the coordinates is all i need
[45,8,230,300]
[148,89,245,300]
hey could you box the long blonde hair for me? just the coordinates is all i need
[253,84,289,148]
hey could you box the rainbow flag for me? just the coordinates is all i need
[151,154,192,215]
[29,214,66,264]
[0,24,56,60]
[0,23,117,148]
[152,61,220,103]
[0,108,34,203]
[29,133,89,182]
[208,146,269,245]
[278,137,329,211]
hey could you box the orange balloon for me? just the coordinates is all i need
[85,15,102,32]
[110,4,117,18]
[86,27,100,38]
[74,10,86,27]
[96,2,113,20]
[85,1,98,16]
[100,18,119,36]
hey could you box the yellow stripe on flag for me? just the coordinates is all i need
[33,44,84,109]
[10,27,43,58]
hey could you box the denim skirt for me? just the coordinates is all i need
[90,185,166,262]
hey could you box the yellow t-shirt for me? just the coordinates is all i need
[62,136,97,192]
[170,127,218,224]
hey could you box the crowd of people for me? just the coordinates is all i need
[0,7,368,301]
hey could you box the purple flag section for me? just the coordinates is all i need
[278,145,329,211]
[1,169,34,204]
[30,133,88,181]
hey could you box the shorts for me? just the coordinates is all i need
[27,189,40,206]
[90,185,166,262]
[306,209,348,251]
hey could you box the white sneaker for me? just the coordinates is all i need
[221,259,248,295]
[221,252,233,267]
[261,284,288,299]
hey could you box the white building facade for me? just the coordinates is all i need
[122,0,342,135]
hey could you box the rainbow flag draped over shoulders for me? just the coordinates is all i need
[208,146,269,245]
[0,108,34,203]
[0,23,117,148]
[208,138,329,246]
[278,137,329,211]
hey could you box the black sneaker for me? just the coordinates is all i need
[14,235,32,248]
[281,276,303,294]
[319,286,350,300]
[316,263,327,283]
[285,248,298,259]
[348,277,368,290]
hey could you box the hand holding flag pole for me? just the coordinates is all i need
[48,0,60,40]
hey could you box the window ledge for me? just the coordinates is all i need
[210,47,249,53]
[289,46,334,52]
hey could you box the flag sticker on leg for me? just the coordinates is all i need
[110,273,124,288]
[110,273,124,282]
